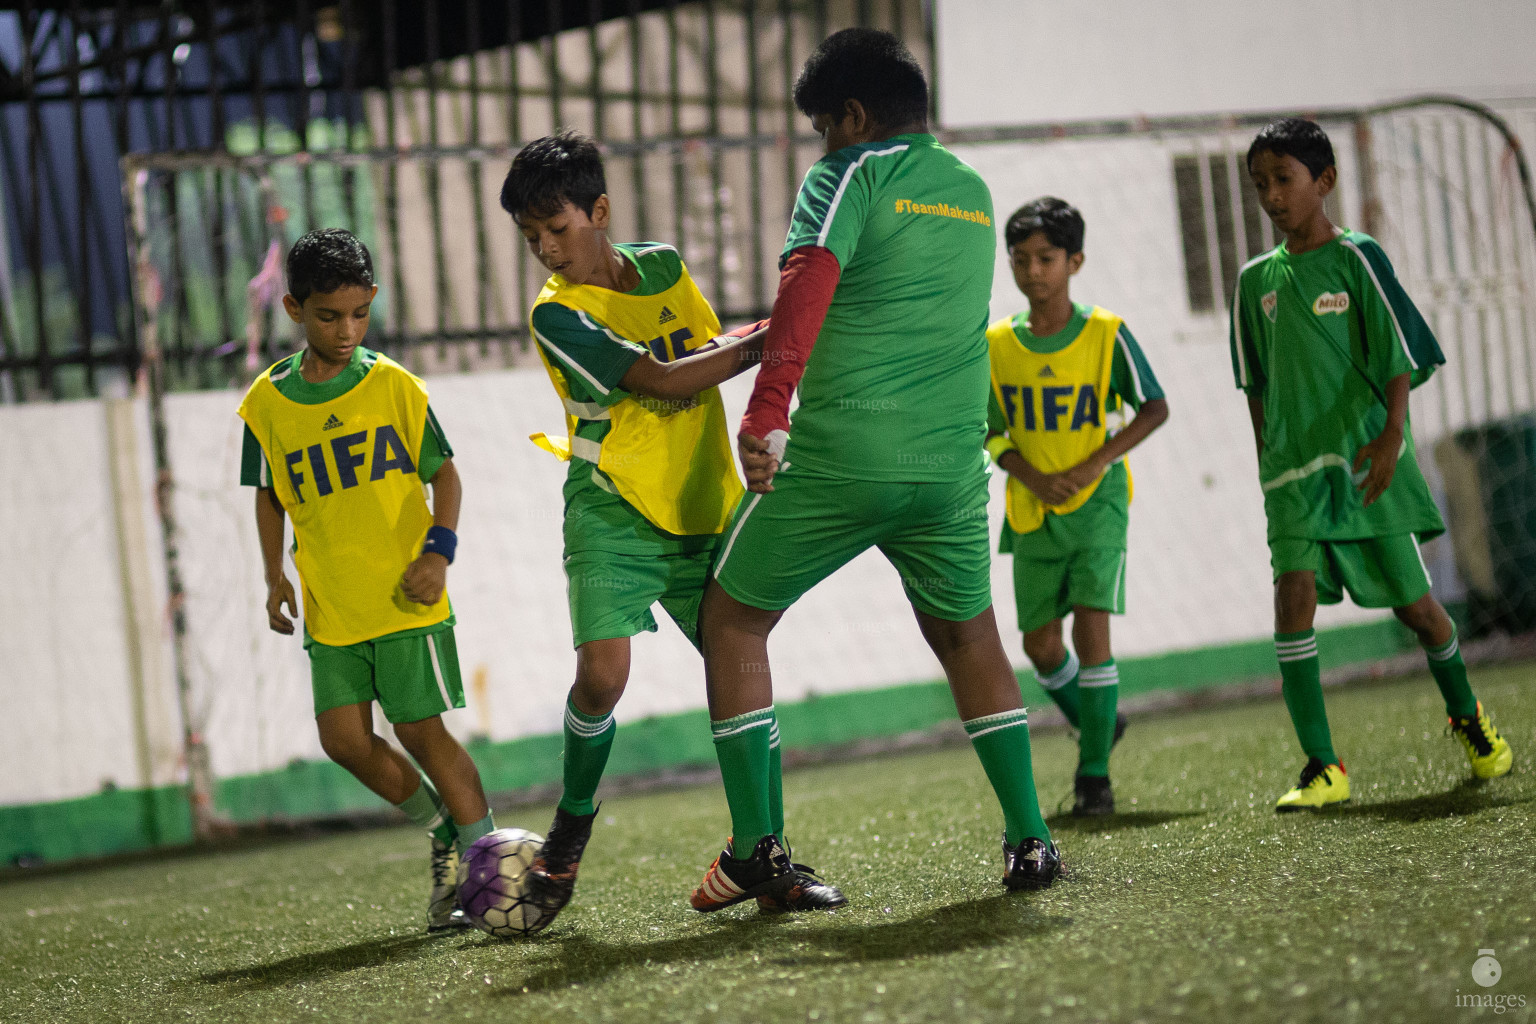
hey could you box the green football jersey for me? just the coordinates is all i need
[780,133,995,482]
[1229,229,1445,542]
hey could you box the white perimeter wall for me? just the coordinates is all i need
[936,0,1536,127]
[3,330,1399,805]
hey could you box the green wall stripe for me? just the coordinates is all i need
[2,616,1418,867]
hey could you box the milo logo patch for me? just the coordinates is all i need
[1312,291,1351,315]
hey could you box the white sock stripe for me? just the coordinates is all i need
[1277,651,1318,663]
[1426,636,1459,661]
[964,709,1028,734]
[966,718,1030,740]
[1275,640,1318,652]
[711,717,774,741]
[1079,668,1120,688]
[1039,650,1080,690]
[424,811,445,832]
[768,724,781,747]
[565,710,615,737]
[1274,636,1317,649]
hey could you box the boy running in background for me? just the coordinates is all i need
[1231,118,1513,811]
[985,197,1169,816]
[500,131,767,926]
[692,28,1061,911]
[238,228,493,931]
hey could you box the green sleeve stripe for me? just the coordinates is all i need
[240,424,272,488]
[1229,254,1268,390]
[535,324,617,397]
[424,406,452,458]
[1340,237,1418,371]
[1114,326,1147,403]
[815,142,908,247]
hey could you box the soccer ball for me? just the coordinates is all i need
[457,827,555,938]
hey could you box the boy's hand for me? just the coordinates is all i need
[1024,471,1082,506]
[1059,454,1107,495]
[266,576,298,635]
[1021,456,1102,506]
[739,432,781,493]
[1354,427,1403,507]
[401,553,449,605]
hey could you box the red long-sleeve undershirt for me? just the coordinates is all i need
[739,245,841,440]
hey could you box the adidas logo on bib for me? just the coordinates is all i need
[658,305,677,325]
[1038,365,1056,379]
[323,414,344,430]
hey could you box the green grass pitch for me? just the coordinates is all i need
[2,664,1533,1023]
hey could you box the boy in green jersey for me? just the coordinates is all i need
[239,229,493,931]
[691,30,1061,912]
[985,198,1169,816]
[1230,119,1513,811]
[499,132,768,926]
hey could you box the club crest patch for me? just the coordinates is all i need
[1261,290,1278,322]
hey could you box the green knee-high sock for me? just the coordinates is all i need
[558,693,617,817]
[768,719,785,846]
[964,709,1051,846]
[1077,659,1119,778]
[1036,649,1081,728]
[1425,628,1478,719]
[712,707,775,856]
[396,772,457,847]
[454,812,496,856]
[1276,630,1337,765]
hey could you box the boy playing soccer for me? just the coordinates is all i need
[499,131,769,925]
[691,28,1061,911]
[238,228,494,931]
[1230,118,1513,811]
[985,197,1169,816]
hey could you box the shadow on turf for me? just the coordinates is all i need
[1336,778,1533,823]
[488,896,1070,998]
[195,929,461,990]
[1044,809,1204,833]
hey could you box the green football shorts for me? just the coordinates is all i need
[307,625,464,723]
[565,545,717,649]
[712,461,994,622]
[1001,484,1129,634]
[1269,533,1432,608]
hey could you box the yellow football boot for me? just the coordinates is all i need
[1450,702,1513,779]
[1275,758,1350,812]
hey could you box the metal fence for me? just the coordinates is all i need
[0,0,932,402]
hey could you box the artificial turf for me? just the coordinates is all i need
[2,664,1533,1024]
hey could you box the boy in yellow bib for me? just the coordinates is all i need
[499,132,767,923]
[986,198,1169,816]
[238,229,493,931]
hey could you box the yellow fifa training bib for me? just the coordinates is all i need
[530,256,744,536]
[987,306,1133,534]
[237,354,450,645]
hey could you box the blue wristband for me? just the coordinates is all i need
[423,525,457,564]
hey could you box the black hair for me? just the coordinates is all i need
[500,130,607,221]
[1005,197,1085,255]
[792,28,928,132]
[286,227,374,305]
[1246,117,1335,179]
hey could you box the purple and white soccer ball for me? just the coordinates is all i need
[457,827,554,938]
